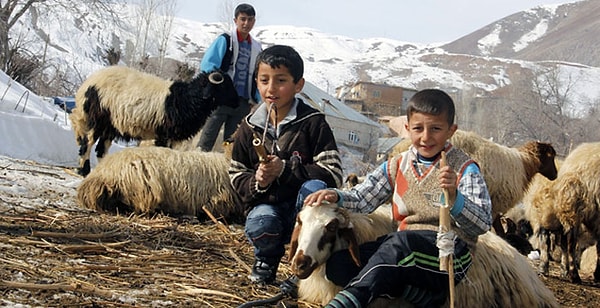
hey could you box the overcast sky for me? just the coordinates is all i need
[175,0,576,43]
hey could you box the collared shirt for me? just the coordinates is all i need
[236,30,252,43]
[335,146,492,238]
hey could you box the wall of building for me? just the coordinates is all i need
[338,82,417,117]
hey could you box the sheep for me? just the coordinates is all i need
[344,173,364,189]
[70,65,239,176]
[289,203,399,306]
[391,130,557,237]
[501,204,535,255]
[76,146,244,223]
[289,202,560,307]
[524,142,600,283]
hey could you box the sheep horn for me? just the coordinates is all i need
[208,71,224,84]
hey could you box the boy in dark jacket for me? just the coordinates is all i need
[229,45,343,284]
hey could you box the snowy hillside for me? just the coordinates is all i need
[14,0,600,102]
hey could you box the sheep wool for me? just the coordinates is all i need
[76,147,243,222]
[525,142,600,283]
[70,65,238,176]
[290,204,397,306]
[290,203,559,307]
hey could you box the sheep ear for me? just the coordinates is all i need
[339,227,361,267]
[288,223,301,262]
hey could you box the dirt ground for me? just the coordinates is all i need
[1,155,600,307]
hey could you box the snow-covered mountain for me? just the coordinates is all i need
[15,0,599,102]
[443,0,600,67]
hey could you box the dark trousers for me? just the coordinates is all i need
[198,98,251,151]
[326,230,471,307]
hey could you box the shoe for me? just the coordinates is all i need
[249,260,278,284]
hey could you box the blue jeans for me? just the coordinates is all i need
[245,179,327,263]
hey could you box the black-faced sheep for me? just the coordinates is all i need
[76,146,244,223]
[70,66,238,176]
[391,130,557,237]
[524,142,600,283]
[502,204,535,255]
[289,203,560,307]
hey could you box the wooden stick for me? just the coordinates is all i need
[202,206,231,234]
[439,151,455,308]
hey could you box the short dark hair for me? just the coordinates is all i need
[235,3,256,18]
[406,89,455,125]
[255,45,304,83]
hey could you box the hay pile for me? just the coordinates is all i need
[0,209,319,307]
[0,155,319,307]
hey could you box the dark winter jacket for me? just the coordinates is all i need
[229,98,343,210]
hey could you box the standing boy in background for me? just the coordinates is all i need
[198,3,262,152]
[229,45,343,284]
[304,89,492,307]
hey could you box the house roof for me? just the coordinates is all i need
[297,81,388,133]
[378,137,403,154]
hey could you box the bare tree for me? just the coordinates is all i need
[155,0,176,74]
[129,0,159,69]
[128,0,176,75]
[1,0,122,92]
[492,64,594,156]
[218,0,235,31]
[1,0,38,70]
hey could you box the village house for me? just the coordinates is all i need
[335,82,417,118]
[298,82,388,163]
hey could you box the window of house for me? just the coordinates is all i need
[372,90,381,98]
[348,131,360,144]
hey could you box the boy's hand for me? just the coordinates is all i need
[438,165,457,205]
[255,155,283,188]
[303,189,337,207]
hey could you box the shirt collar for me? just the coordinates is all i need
[236,30,252,43]
[249,98,299,133]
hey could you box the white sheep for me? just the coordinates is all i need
[289,203,397,306]
[70,65,239,176]
[391,130,557,236]
[76,146,243,223]
[289,203,560,307]
[524,142,600,283]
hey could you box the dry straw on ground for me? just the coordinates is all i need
[1,155,599,307]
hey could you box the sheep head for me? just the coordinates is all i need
[288,204,360,279]
[191,70,239,108]
[520,141,558,181]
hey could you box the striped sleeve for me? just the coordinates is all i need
[335,163,393,214]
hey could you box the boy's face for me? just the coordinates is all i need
[405,111,457,158]
[234,13,255,36]
[256,62,304,111]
